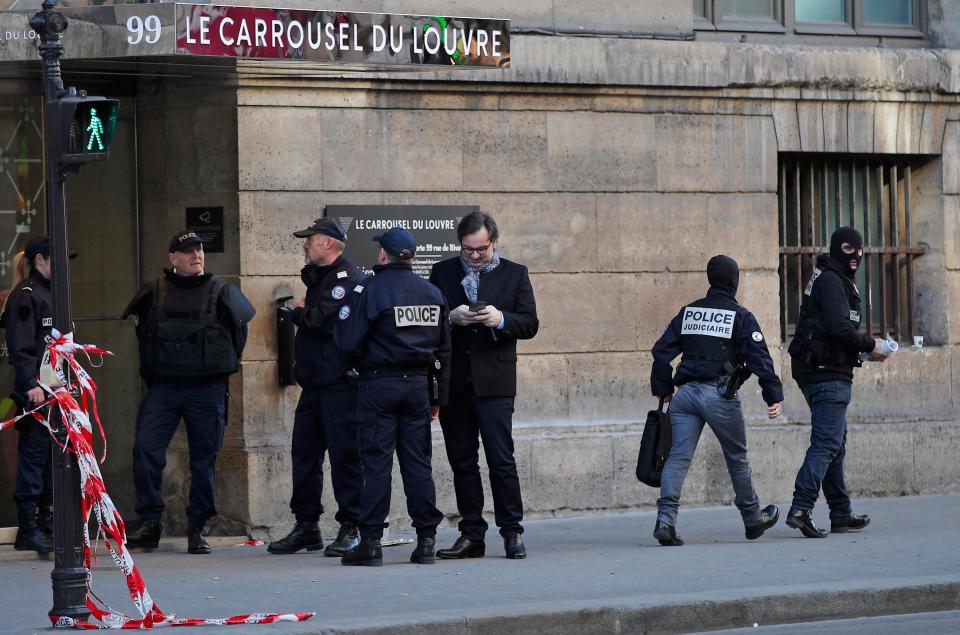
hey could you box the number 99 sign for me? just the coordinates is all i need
[126,15,162,45]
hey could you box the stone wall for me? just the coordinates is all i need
[112,9,960,536]
[930,0,960,49]
[0,1,957,538]
[230,66,960,536]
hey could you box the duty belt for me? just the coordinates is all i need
[679,377,722,387]
[358,367,429,378]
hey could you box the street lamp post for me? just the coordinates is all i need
[29,0,90,623]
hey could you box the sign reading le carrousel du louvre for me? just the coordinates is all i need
[52,3,510,68]
[327,205,473,280]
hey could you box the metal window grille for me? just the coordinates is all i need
[778,156,926,343]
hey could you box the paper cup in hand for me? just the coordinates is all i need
[880,338,899,355]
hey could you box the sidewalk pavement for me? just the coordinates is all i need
[2,495,958,634]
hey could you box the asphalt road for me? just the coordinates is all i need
[700,609,960,634]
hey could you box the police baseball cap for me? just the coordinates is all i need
[24,236,78,261]
[373,227,416,260]
[293,217,346,241]
[169,230,206,253]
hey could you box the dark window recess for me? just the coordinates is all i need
[778,157,926,343]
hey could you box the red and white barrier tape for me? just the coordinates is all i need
[1,330,315,629]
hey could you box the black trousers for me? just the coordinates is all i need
[354,374,443,540]
[132,379,226,526]
[440,389,523,540]
[289,385,362,525]
[13,419,52,517]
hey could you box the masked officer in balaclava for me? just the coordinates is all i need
[650,255,784,546]
[786,227,888,538]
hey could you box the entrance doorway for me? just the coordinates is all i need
[0,85,141,529]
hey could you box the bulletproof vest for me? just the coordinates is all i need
[138,276,238,377]
[679,295,740,376]
[789,267,863,367]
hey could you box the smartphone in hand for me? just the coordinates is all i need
[468,301,488,313]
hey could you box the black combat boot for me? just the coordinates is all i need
[653,520,684,546]
[188,523,211,555]
[410,535,436,564]
[341,538,382,567]
[831,513,870,533]
[503,532,527,559]
[786,509,828,538]
[268,521,323,554]
[126,519,162,549]
[745,504,780,540]
[323,523,358,557]
[38,505,54,539]
[14,512,53,554]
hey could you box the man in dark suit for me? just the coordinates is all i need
[428,211,539,560]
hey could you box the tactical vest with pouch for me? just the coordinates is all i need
[138,276,238,378]
[788,267,863,369]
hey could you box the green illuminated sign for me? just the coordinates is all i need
[84,108,105,151]
[59,97,120,164]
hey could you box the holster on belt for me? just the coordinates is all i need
[717,361,750,399]
[428,359,441,404]
[344,368,360,387]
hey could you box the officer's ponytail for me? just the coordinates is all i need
[1,250,29,315]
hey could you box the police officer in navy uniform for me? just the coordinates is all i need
[334,227,451,567]
[123,231,255,554]
[1,236,72,553]
[268,218,365,556]
[650,255,783,546]
[786,227,887,538]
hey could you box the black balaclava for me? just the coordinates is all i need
[829,226,863,276]
[707,255,739,295]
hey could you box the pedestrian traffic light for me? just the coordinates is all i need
[54,91,119,167]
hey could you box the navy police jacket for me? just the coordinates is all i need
[292,257,365,389]
[788,255,876,388]
[1,269,53,394]
[334,263,452,405]
[651,287,784,405]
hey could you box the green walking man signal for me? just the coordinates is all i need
[84,107,104,151]
[51,89,119,168]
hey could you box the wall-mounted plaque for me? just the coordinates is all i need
[185,206,224,253]
[326,205,475,280]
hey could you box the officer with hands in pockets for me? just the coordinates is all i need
[650,255,783,546]
[268,217,365,556]
[334,227,451,567]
